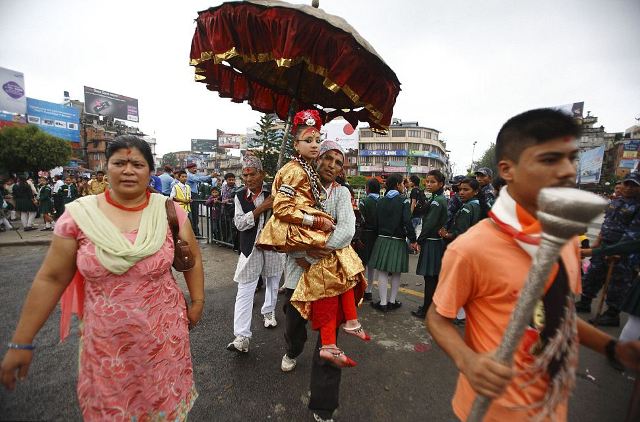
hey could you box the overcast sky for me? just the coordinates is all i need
[2,0,639,173]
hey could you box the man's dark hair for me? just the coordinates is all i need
[495,108,581,163]
[106,135,155,171]
[163,165,173,173]
[385,174,403,191]
[176,170,187,177]
[409,175,421,186]
[224,172,235,180]
[366,178,381,194]
[96,170,105,176]
[427,169,445,184]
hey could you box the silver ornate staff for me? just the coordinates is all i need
[467,187,606,422]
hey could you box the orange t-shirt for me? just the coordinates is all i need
[433,219,581,422]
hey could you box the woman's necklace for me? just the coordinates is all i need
[105,189,150,212]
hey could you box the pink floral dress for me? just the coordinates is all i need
[54,202,198,421]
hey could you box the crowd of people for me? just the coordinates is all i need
[1,108,640,422]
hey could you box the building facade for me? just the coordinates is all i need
[357,119,449,179]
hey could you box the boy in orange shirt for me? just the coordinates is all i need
[428,108,640,421]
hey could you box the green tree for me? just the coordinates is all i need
[347,175,368,189]
[162,152,179,168]
[474,142,497,175]
[0,125,72,174]
[253,113,294,177]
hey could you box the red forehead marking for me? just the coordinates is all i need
[563,136,573,142]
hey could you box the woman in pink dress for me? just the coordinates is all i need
[0,136,205,421]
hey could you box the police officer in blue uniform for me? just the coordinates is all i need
[577,172,640,326]
[474,167,497,207]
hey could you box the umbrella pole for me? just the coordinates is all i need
[276,99,298,169]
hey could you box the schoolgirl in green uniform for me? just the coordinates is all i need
[439,178,488,241]
[369,174,417,312]
[412,170,448,318]
[37,176,54,231]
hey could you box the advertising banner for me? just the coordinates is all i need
[0,67,26,115]
[0,110,26,124]
[384,166,407,173]
[84,86,139,122]
[323,118,358,150]
[359,149,407,157]
[578,145,605,184]
[358,165,383,172]
[191,138,218,153]
[553,101,584,118]
[26,98,80,142]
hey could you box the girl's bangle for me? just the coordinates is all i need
[191,299,205,304]
[7,342,35,351]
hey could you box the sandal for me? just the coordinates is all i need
[319,346,357,368]
[342,324,371,342]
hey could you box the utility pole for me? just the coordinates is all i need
[470,141,478,173]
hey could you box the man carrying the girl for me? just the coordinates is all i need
[428,108,640,421]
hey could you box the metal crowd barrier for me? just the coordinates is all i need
[191,199,238,249]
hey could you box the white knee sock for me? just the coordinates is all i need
[20,212,28,228]
[27,212,36,227]
[377,270,389,305]
[365,265,375,293]
[389,272,401,304]
[620,315,640,342]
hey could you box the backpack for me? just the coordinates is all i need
[414,189,429,215]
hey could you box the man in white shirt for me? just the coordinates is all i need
[226,155,285,353]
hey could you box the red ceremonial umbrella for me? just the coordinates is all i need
[190,0,401,167]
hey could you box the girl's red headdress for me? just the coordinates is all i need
[292,109,322,135]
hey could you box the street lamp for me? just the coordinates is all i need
[470,141,478,172]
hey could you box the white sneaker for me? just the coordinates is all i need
[281,353,297,372]
[226,335,250,353]
[313,413,334,422]
[263,312,277,328]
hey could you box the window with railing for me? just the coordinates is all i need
[391,129,406,138]
[360,129,372,138]
[408,129,420,137]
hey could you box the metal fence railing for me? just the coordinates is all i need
[190,199,238,249]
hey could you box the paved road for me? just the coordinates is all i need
[0,242,633,421]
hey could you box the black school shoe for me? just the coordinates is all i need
[590,308,620,327]
[363,292,373,301]
[388,301,402,310]
[370,301,388,312]
[411,306,426,318]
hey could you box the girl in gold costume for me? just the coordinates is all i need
[257,110,368,367]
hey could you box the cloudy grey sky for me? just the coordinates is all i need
[2,0,639,172]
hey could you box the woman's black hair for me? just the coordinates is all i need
[409,175,421,186]
[224,172,235,180]
[427,169,446,195]
[426,169,445,184]
[460,177,489,218]
[385,173,403,191]
[366,178,381,194]
[105,135,155,171]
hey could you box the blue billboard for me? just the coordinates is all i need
[26,97,80,142]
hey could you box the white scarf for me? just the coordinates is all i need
[488,186,542,258]
[65,193,169,275]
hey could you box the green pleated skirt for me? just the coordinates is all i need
[369,236,409,273]
[357,229,377,266]
[39,199,54,214]
[416,239,445,277]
